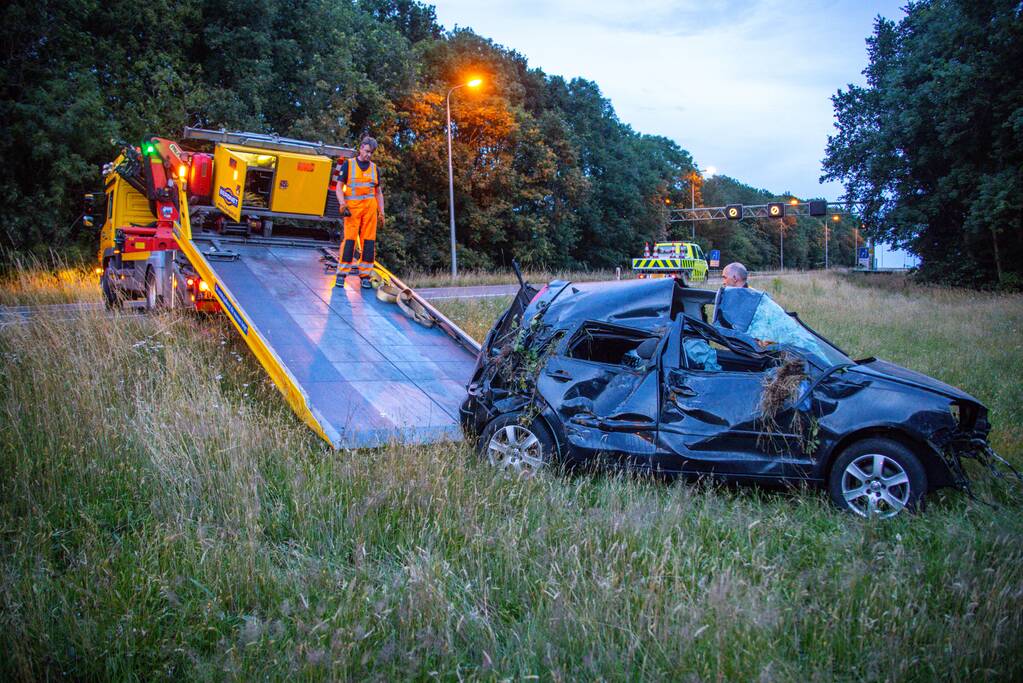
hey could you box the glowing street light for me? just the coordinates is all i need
[446,77,483,278]
[688,167,714,240]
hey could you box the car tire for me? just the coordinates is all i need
[828,437,927,518]
[101,265,121,310]
[478,412,557,478]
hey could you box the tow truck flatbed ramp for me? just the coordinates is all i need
[177,229,479,449]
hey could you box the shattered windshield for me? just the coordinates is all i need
[714,287,850,368]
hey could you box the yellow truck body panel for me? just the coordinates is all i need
[270,152,332,215]
[212,146,249,222]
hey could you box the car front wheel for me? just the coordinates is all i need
[478,413,556,478]
[829,437,927,518]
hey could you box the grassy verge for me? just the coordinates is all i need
[1,272,1021,680]
[0,253,100,306]
[402,267,619,289]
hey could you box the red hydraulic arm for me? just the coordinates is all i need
[119,136,189,257]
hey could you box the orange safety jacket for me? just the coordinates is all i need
[342,160,379,205]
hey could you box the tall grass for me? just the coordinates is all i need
[403,267,621,289]
[1,271,1021,680]
[0,252,100,306]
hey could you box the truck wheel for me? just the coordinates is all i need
[101,266,122,310]
[144,267,160,311]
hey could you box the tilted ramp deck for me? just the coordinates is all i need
[174,194,480,448]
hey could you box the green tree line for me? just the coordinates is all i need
[2,0,853,273]
[823,0,1023,288]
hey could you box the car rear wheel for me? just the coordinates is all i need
[478,413,556,478]
[829,437,927,518]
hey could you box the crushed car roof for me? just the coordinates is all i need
[530,278,711,331]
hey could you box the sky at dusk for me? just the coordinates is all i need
[430,0,908,202]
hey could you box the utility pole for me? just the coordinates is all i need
[780,224,784,270]
[446,94,456,277]
[824,220,829,269]
[690,181,696,241]
[688,167,714,241]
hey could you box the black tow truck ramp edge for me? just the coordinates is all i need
[173,188,480,449]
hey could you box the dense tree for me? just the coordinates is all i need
[1,0,850,274]
[823,0,1023,288]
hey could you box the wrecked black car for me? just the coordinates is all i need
[461,277,996,518]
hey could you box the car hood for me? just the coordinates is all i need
[850,358,979,403]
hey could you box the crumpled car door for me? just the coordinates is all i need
[536,330,660,468]
[653,318,814,478]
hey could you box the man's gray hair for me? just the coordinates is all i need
[724,261,748,283]
[360,136,378,151]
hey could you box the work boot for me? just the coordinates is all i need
[334,275,345,288]
[360,276,373,289]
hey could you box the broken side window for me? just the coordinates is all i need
[714,287,848,367]
[681,319,778,374]
[566,323,658,368]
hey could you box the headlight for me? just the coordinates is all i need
[949,401,978,431]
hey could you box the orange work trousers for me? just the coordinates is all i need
[339,201,378,278]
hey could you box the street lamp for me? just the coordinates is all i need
[826,214,840,269]
[688,167,714,240]
[779,196,801,270]
[446,77,483,278]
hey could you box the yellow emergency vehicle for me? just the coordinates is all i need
[631,241,709,283]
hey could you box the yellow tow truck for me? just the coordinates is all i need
[87,127,480,450]
[631,241,709,284]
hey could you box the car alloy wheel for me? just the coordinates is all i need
[486,424,546,477]
[840,453,911,518]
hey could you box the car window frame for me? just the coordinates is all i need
[560,320,663,372]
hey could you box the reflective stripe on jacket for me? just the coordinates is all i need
[343,161,378,203]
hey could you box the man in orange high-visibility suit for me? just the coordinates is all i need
[335,136,385,289]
